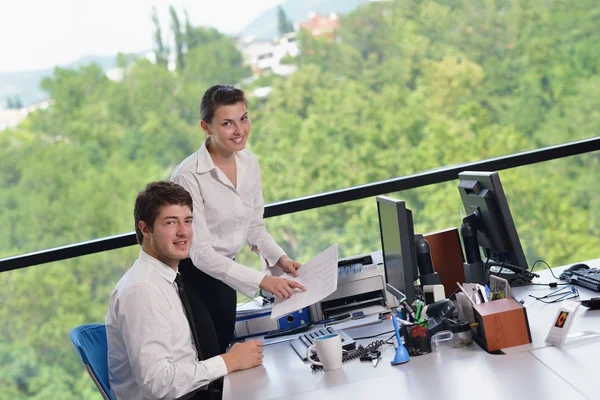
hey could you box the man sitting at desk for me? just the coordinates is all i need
[106,181,263,400]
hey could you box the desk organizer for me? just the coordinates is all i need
[472,298,531,352]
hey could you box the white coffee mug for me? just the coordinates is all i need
[306,333,343,371]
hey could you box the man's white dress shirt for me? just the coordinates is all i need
[170,139,286,298]
[106,250,228,400]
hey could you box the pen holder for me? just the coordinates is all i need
[401,323,431,356]
[472,298,531,352]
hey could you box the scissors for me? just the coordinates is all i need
[360,350,381,367]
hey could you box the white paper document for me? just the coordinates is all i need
[270,243,338,319]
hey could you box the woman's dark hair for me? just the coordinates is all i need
[200,84,248,123]
[134,181,193,245]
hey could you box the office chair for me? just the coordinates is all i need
[70,323,115,400]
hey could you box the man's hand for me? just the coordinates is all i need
[277,255,302,277]
[259,275,306,300]
[221,340,263,373]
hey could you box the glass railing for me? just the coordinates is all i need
[1,149,599,399]
[0,246,137,399]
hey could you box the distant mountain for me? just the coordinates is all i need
[238,0,369,41]
[0,55,117,108]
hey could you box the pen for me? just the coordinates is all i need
[388,315,413,326]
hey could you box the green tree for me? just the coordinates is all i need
[151,7,169,68]
[183,8,199,50]
[169,5,185,71]
[183,30,250,86]
[277,5,294,36]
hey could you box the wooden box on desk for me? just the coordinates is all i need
[472,298,532,352]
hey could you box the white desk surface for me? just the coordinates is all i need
[224,258,600,400]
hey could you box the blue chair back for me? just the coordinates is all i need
[70,323,115,400]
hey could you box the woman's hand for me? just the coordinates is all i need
[259,275,306,300]
[277,255,301,277]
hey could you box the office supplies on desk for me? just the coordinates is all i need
[310,340,386,370]
[400,323,430,356]
[391,315,410,365]
[271,244,339,320]
[359,350,381,367]
[529,286,579,304]
[426,299,455,334]
[456,282,476,306]
[559,265,600,292]
[456,292,476,325]
[431,330,454,352]
[489,275,513,300]
[327,313,381,330]
[389,315,412,326]
[546,300,580,348]
[472,298,531,352]
[290,326,356,361]
[308,251,398,323]
[579,297,600,310]
[423,284,446,304]
[306,333,343,371]
[234,304,310,340]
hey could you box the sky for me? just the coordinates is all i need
[0,0,283,72]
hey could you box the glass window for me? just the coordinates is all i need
[2,1,599,258]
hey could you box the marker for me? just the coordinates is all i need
[388,315,413,326]
[415,301,423,322]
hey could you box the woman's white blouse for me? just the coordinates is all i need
[171,140,286,298]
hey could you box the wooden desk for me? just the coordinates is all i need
[224,259,600,400]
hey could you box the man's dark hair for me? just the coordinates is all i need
[200,84,248,123]
[134,181,193,245]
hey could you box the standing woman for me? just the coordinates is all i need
[171,85,306,359]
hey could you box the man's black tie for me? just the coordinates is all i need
[175,273,204,360]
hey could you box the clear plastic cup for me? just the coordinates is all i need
[431,330,454,352]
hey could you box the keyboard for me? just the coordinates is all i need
[560,268,600,292]
[290,326,356,360]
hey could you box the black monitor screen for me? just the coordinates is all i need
[376,196,418,305]
[458,171,528,271]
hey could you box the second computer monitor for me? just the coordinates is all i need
[376,195,418,305]
[458,171,528,271]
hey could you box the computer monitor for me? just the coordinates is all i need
[376,196,418,305]
[457,171,528,276]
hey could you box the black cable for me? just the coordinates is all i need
[496,254,506,275]
[526,282,568,287]
[352,330,395,341]
[384,332,397,345]
[531,259,561,280]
